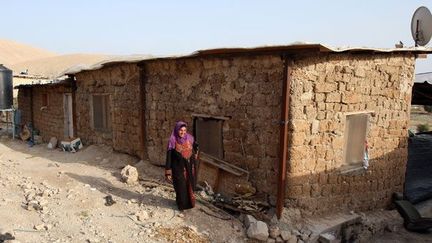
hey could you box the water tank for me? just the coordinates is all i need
[0,64,13,109]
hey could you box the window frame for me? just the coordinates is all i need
[342,111,372,169]
[90,94,112,132]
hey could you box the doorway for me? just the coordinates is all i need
[194,117,224,159]
[63,93,74,138]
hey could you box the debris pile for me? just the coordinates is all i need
[210,193,270,216]
[19,179,61,212]
[240,213,308,242]
[196,181,270,216]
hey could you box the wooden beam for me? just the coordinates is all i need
[191,113,231,120]
[200,152,249,176]
[276,56,291,219]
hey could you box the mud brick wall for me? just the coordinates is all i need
[17,85,73,142]
[143,55,284,195]
[75,63,144,158]
[286,53,416,214]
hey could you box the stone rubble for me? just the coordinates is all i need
[244,214,257,228]
[247,220,269,241]
[120,165,139,185]
[20,180,60,212]
[134,210,150,222]
[268,225,281,239]
[280,230,294,241]
[319,232,338,243]
[2,136,420,242]
[275,236,284,242]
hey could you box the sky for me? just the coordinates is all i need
[2,0,432,72]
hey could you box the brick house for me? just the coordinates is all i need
[20,44,431,216]
[16,79,75,142]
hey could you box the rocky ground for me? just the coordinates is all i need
[0,136,431,243]
[409,105,432,132]
[0,137,245,243]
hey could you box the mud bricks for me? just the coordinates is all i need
[287,53,415,214]
[143,55,284,195]
[75,63,144,158]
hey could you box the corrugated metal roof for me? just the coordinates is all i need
[64,42,432,76]
[60,54,152,77]
[14,78,72,89]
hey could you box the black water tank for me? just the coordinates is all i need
[0,64,13,109]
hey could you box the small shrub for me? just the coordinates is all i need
[417,123,430,133]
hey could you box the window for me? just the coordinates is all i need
[42,94,49,107]
[343,113,369,166]
[194,117,224,159]
[91,94,111,131]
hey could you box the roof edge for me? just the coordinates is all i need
[64,43,432,76]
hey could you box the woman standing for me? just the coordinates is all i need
[165,121,198,210]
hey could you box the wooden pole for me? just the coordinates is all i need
[276,56,291,219]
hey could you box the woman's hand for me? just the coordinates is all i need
[165,170,172,183]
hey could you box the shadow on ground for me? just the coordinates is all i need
[65,172,176,210]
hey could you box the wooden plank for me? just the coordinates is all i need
[214,168,221,192]
[200,152,249,175]
[416,53,428,59]
[200,156,242,176]
[191,113,231,120]
[196,160,218,187]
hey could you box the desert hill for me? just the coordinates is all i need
[10,53,111,78]
[0,39,112,78]
[0,39,56,66]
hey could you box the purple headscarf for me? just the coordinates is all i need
[167,121,194,150]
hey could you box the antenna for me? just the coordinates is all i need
[411,6,432,46]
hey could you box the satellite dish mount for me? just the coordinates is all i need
[411,6,432,47]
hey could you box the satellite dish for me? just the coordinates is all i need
[411,6,432,46]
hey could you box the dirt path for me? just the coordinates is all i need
[0,138,245,243]
[1,136,431,243]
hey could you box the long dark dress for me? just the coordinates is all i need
[166,140,198,210]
